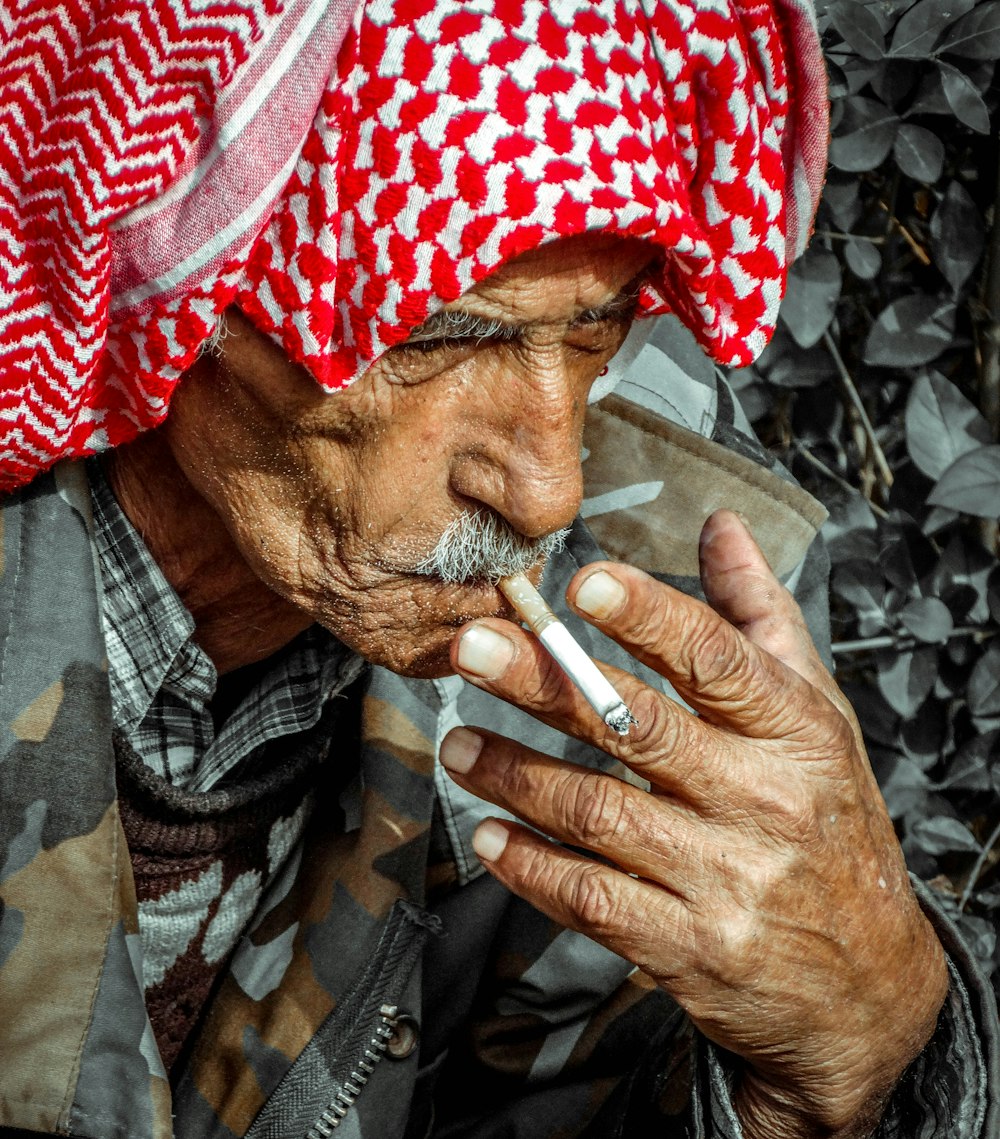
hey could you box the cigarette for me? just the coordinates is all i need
[498,572,637,736]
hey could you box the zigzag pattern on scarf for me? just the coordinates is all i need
[238,0,790,390]
[0,0,281,485]
[0,0,826,493]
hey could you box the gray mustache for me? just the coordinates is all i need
[413,511,569,584]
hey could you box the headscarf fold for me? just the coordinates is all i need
[0,0,828,492]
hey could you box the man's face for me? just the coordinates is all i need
[162,234,654,676]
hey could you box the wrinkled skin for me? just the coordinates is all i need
[110,234,948,1138]
[109,233,650,676]
[442,510,948,1138]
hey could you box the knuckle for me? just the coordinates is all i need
[627,688,686,759]
[709,905,767,984]
[623,590,674,649]
[519,648,566,708]
[565,773,628,845]
[736,773,822,848]
[686,617,749,692]
[568,864,624,932]
[493,750,540,808]
[772,791,823,848]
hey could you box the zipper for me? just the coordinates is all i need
[245,900,440,1139]
[305,1003,399,1138]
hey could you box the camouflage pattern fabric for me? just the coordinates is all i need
[1,351,997,1137]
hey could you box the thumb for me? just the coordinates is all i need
[698,509,828,691]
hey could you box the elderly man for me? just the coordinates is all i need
[0,1,997,1137]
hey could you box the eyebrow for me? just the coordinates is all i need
[403,274,646,344]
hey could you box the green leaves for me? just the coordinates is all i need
[779,249,842,347]
[900,596,955,642]
[928,447,1000,517]
[889,0,976,57]
[930,181,987,291]
[938,61,992,132]
[911,816,981,855]
[893,123,944,181]
[938,0,1000,55]
[829,96,900,170]
[829,0,887,59]
[864,295,956,366]
[747,0,1000,991]
[906,370,991,479]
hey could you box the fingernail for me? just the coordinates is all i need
[574,570,627,620]
[439,727,484,774]
[702,509,750,545]
[457,625,515,679]
[473,819,509,862]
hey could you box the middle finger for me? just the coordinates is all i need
[439,724,706,897]
[452,618,742,807]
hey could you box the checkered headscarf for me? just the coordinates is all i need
[0,0,828,492]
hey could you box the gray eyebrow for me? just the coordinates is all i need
[403,274,645,345]
[405,309,521,344]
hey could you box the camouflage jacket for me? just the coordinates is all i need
[2,329,998,1138]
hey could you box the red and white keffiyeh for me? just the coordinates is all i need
[0,0,828,492]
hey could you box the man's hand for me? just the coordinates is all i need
[441,509,948,1139]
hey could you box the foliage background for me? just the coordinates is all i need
[731,0,1000,995]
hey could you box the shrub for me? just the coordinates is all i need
[734,0,1000,991]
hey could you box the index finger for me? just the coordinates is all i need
[567,560,833,743]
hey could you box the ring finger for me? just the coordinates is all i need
[440,725,709,898]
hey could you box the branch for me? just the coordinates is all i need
[794,443,890,518]
[831,625,996,656]
[977,142,1000,554]
[822,331,895,491]
[960,815,1000,913]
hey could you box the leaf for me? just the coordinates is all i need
[845,238,882,279]
[829,0,887,58]
[764,340,838,388]
[893,123,945,182]
[873,59,919,107]
[889,0,975,56]
[940,728,998,790]
[864,295,956,367]
[779,249,842,348]
[930,181,987,291]
[905,370,991,479]
[829,97,901,172]
[873,752,930,818]
[876,645,938,715]
[822,176,862,230]
[938,0,1000,57]
[899,596,954,642]
[989,566,1000,624]
[952,914,997,972]
[937,60,992,132]
[911,815,981,854]
[824,494,880,564]
[833,562,887,635]
[968,641,1000,717]
[928,446,1000,517]
[879,510,939,589]
[842,681,900,748]
[929,531,995,624]
[900,697,948,768]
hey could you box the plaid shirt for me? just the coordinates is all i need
[87,459,364,792]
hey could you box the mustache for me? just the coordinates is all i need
[412,511,569,584]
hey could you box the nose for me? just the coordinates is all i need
[449,367,587,540]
